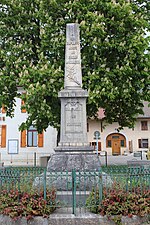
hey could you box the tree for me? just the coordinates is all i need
[0,0,149,132]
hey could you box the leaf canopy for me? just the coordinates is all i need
[0,0,149,132]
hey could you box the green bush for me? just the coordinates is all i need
[86,188,100,213]
[99,188,150,217]
[86,185,150,224]
[0,189,56,221]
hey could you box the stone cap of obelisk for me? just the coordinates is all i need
[64,23,82,89]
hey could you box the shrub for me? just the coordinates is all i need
[0,189,56,221]
[86,186,150,224]
[86,188,100,213]
[98,188,150,217]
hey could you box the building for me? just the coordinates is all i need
[87,102,150,155]
[0,93,57,166]
[0,96,149,166]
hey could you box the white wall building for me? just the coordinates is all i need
[87,102,150,156]
[0,97,57,166]
[0,97,149,166]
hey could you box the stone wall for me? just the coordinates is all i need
[0,214,149,225]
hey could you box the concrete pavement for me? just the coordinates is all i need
[99,152,148,166]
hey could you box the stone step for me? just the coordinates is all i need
[56,191,90,205]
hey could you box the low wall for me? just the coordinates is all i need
[0,214,149,225]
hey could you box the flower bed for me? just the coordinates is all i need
[86,186,150,225]
[0,189,56,221]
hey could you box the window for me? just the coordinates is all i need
[138,139,148,148]
[107,140,112,147]
[112,136,119,139]
[20,126,44,147]
[21,100,26,113]
[90,142,101,151]
[120,140,125,147]
[21,93,26,113]
[27,126,37,147]
[141,121,148,130]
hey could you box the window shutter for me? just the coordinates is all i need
[2,105,6,113]
[98,142,101,151]
[138,139,141,148]
[1,125,6,147]
[21,130,26,147]
[38,132,44,147]
[87,123,89,132]
[129,141,131,151]
[21,100,26,113]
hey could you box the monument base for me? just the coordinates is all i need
[54,145,93,152]
[47,152,101,172]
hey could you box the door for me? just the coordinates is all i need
[106,133,126,155]
[112,140,120,155]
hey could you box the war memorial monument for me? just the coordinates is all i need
[47,23,100,172]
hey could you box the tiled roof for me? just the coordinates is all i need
[138,101,150,118]
[97,101,150,119]
[97,108,105,119]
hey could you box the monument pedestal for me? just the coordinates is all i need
[58,88,89,148]
[47,152,101,172]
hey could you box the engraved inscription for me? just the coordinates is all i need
[65,100,83,133]
[69,46,77,50]
[66,45,79,63]
[69,55,77,59]
[66,65,80,85]
[65,23,82,87]
[69,51,78,59]
[67,123,81,126]
[66,60,80,64]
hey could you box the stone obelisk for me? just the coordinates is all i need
[56,23,92,151]
[47,23,100,171]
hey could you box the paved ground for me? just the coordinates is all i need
[99,152,148,166]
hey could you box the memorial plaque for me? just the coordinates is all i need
[65,100,82,133]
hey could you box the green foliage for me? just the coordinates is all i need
[86,188,100,213]
[0,189,56,220]
[0,0,150,131]
[86,186,150,225]
[99,188,150,217]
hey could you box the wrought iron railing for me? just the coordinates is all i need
[0,165,149,214]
